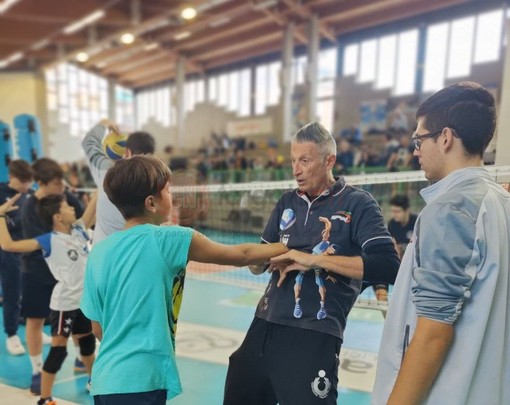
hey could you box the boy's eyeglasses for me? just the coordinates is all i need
[412,130,443,150]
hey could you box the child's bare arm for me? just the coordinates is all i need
[0,195,41,252]
[81,191,98,229]
[188,231,288,267]
[91,321,103,342]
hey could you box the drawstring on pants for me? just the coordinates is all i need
[259,322,273,358]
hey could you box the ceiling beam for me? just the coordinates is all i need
[118,62,174,82]
[329,0,470,32]
[153,2,254,43]
[190,31,282,61]
[172,16,275,52]
[281,0,336,42]
[102,50,171,74]
[129,68,176,88]
[204,41,282,70]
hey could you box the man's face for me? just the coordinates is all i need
[291,141,332,196]
[40,178,65,195]
[390,206,407,224]
[413,117,445,181]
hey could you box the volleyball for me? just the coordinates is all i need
[103,132,127,160]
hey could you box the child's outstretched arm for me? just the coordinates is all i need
[188,231,288,267]
[80,190,98,229]
[0,194,41,253]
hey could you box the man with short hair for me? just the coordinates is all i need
[82,119,155,244]
[387,194,417,258]
[223,122,400,405]
[0,159,33,355]
[372,82,510,405]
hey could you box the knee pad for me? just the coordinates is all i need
[42,346,67,374]
[78,333,96,356]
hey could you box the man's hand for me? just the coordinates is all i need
[270,250,315,287]
[0,193,21,216]
[100,119,120,134]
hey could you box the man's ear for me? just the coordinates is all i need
[442,128,456,152]
[325,154,336,170]
[145,195,157,213]
[124,148,132,158]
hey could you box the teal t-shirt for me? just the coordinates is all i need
[81,224,194,399]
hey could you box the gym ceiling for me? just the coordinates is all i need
[0,0,475,89]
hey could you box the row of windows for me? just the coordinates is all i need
[342,8,508,94]
[46,64,135,136]
[45,7,508,138]
[135,48,337,132]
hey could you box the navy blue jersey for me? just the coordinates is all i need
[255,179,393,339]
[21,189,84,285]
[0,182,32,240]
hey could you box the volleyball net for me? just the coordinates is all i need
[173,165,510,310]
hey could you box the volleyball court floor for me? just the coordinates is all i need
[0,274,384,405]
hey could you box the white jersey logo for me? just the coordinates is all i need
[311,369,331,399]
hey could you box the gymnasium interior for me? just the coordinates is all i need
[1,0,510,404]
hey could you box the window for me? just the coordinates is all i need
[423,23,449,92]
[116,85,135,132]
[218,73,229,107]
[46,63,108,137]
[447,16,475,78]
[343,44,358,76]
[239,68,251,116]
[318,48,337,80]
[228,71,239,112]
[316,99,334,133]
[136,84,175,128]
[474,9,503,63]
[268,61,281,106]
[292,55,307,86]
[394,30,418,95]
[376,35,397,89]
[208,76,217,103]
[358,39,377,83]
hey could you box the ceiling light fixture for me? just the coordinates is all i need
[120,32,135,44]
[63,10,105,35]
[209,16,231,28]
[76,52,89,62]
[174,31,191,41]
[252,0,278,11]
[180,7,197,20]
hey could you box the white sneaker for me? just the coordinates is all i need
[42,332,52,345]
[6,335,26,356]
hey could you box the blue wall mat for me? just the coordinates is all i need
[0,120,13,182]
[14,114,43,163]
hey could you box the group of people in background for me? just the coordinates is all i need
[0,81,508,405]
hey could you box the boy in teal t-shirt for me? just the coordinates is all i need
[81,155,287,404]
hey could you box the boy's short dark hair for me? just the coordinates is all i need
[8,159,34,182]
[37,194,65,230]
[126,132,155,155]
[104,155,171,219]
[389,194,410,210]
[416,82,496,157]
[32,158,63,184]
